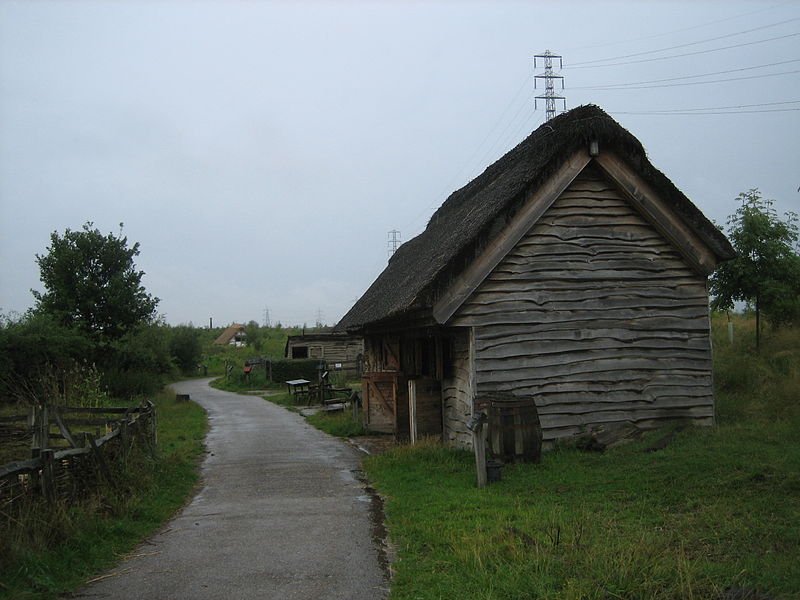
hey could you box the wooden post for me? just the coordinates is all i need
[30,403,49,457]
[467,411,488,488]
[473,423,487,488]
[29,404,38,457]
[54,407,77,448]
[87,434,115,487]
[351,390,359,421]
[119,419,130,460]
[40,448,56,504]
[408,379,418,444]
[147,401,158,458]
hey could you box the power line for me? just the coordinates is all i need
[576,68,800,91]
[570,32,800,69]
[632,100,800,111]
[399,74,531,233]
[570,17,800,67]
[568,0,797,52]
[614,109,799,115]
[571,58,800,89]
[612,103,800,115]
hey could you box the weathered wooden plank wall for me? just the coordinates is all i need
[441,329,473,448]
[450,167,714,441]
[287,339,363,362]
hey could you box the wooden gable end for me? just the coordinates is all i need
[449,164,715,441]
[434,150,720,325]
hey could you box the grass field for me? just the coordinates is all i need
[0,390,207,599]
[361,316,800,600]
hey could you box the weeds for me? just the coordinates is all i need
[305,409,372,437]
[0,389,207,599]
[364,317,800,599]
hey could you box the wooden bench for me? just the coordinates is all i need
[307,372,352,406]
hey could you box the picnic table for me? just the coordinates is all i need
[285,379,311,400]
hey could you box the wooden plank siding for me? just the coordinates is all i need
[441,329,473,449]
[287,338,363,362]
[450,169,715,441]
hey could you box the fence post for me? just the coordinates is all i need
[467,411,488,488]
[87,434,115,487]
[30,403,50,458]
[119,419,130,460]
[147,401,158,458]
[40,448,56,504]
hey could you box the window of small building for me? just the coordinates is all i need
[292,346,308,359]
[309,346,323,358]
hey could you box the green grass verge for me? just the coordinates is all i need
[363,317,800,600]
[209,373,283,394]
[305,408,373,437]
[0,389,207,599]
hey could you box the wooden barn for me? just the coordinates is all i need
[285,332,364,373]
[336,105,735,449]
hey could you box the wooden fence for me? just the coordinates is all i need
[0,402,156,512]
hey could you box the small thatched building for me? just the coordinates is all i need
[213,324,246,346]
[337,105,735,448]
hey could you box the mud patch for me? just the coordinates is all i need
[351,468,394,580]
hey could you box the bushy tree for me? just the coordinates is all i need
[0,312,93,403]
[102,323,173,398]
[32,222,159,342]
[710,189,800,346]
[244,320,264,352]
[169,325,203,374]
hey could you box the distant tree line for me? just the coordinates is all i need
[0,223,203,405]
[3,188,794,404]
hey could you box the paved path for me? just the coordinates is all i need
[77,379,388,599]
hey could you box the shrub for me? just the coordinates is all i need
[268,359,324,382]
[0,312,93,404]
[169,325,203,375]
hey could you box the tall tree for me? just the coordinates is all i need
[32,222,159,343]
[710,189,800,346]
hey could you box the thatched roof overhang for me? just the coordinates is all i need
[337,105,735,333]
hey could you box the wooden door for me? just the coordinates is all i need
[363,372,408,437]
[409,377,443,443]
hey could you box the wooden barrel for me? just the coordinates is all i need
[475,395,542,463]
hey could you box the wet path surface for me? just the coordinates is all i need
[76,379,388,600]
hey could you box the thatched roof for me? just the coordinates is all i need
[337,105,735,332]
[213,324,246,345]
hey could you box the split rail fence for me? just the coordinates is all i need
[0,402,157,513]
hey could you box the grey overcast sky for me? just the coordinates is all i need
[1,1,798,327]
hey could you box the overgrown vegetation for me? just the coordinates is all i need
[710,189,800,346]
[200,323,320,376]
[0,389,207,599]
[0,223,325,405]
[305,408,372,437]
[363,315,800,600]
